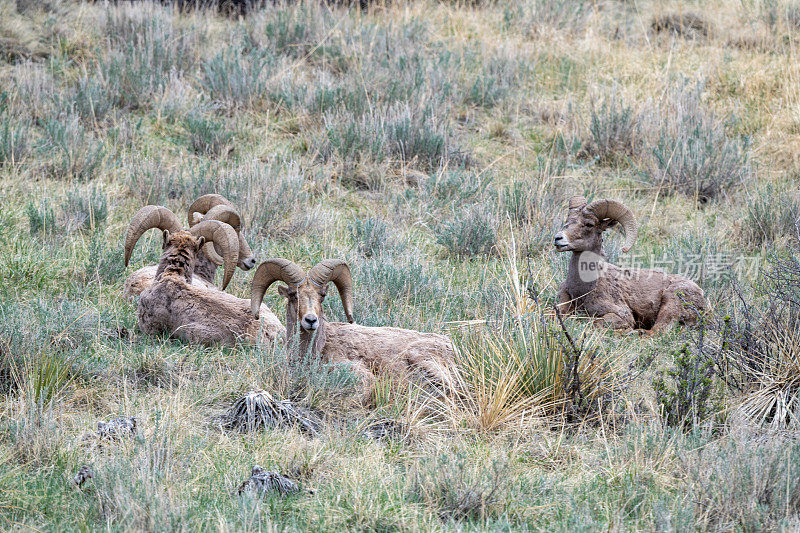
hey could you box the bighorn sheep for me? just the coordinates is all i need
[553,196,706,333]
[123,194,256,298]
[249,259,455,395]
[126,207,284,345]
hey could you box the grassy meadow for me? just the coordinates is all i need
[1,0,800,530]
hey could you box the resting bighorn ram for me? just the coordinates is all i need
[123,194,256,298]
[249,259,455,394]
[125,206,284,345]
[553,196,706,333]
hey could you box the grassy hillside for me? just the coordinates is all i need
[1,0,799,530]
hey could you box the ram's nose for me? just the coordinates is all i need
[241,256,257,270]
[301,314,318,331]
[553,233,569,250]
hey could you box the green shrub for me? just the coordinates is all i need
[25,199,56,236]
[465,75,505,108]
[505,0,592,36]
[349,217,401,258]
[582,97,640,165]
[200,47,271,109]
[684,435,800,531]
[324,103,459,172]
[84,233,126,283]
[61,186,109,233]
[183,114,234,157]
[101,7,197,110]
[435,204,498,258]
[0,92,29,166]
[653,344,716,429]
[70,75,114,125]
[120,155,185,206]
[37,113,105,181]
[408,452,511,521]
[420,170,494,210]
[646,81,750,202]
[352,258,440,326]
[742,184,800,246]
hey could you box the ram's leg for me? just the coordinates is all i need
[651,305,679,333]
[596,310,635,331]
[403,347,453,392]
[653,290,703,332]
[557,288,575,316]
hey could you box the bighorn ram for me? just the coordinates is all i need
[553,196,706,333]
[126,207,284,345]
[123,194,256,298]
[249,259,455,394]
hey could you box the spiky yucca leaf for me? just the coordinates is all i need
[736,320,800,429]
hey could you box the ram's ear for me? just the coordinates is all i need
[277,285,289,299]
[599,218,618,232]
[196,236,206,250]
[162,230,171,248]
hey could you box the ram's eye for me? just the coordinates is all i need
[585,222,594,228]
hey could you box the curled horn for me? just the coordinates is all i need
[250,259,306,318]
[187,194,234,228]
[189,220,239,290]
[569,195,587,209]
[197,204,244,266]
[308,259,354,323]
[124,206,182,267]
[585,199,638,253]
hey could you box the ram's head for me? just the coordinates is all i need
[553,196,638,254]
[187,194,256,271]
[125,205,239,289]
[249,259,354,332]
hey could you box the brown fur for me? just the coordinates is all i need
[138,231,284,345]
[278,280,455,396]
[123,214,255,300]
[554,203,707,333]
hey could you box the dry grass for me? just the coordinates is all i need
[0,0,799,529]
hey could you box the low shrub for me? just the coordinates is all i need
[408,452,511,521]
[0,92,29,166]
[741,184,800,246]
[349,217,402,258]
[37,113,105,181]
[25,199,56,236]
[581,96,640,165]
[61,186,109,233]
[200,46,270,109]
[183,114,234,157]
[435,204,498,258]
[645,81,750,202]
[684,434,800,531]
[324,103,459,172]
[696,252,800,429]
[653,343,716,429]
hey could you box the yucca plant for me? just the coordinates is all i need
[12,349,74,411]
[736,321,800,428]
[438,249,626,431]
[700,252,800,429]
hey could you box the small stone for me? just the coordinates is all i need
[237,465,299,496]
[361,418,405,441]
[73,464,94,488]
[96,416,137,441]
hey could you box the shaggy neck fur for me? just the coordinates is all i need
[565,235,607,297]
[193,251,217,283]
[154,238,197,285]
